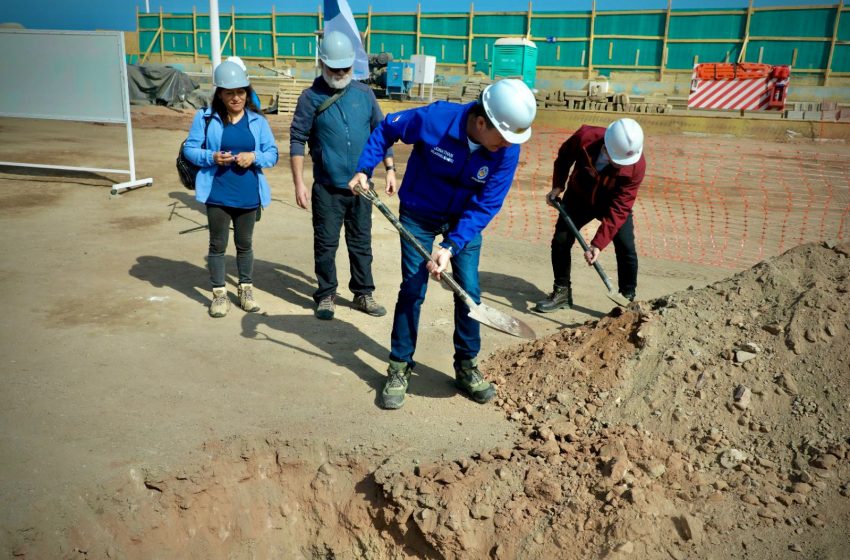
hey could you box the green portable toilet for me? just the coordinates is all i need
[491,38,537,89]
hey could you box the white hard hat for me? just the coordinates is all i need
[319,30,355,69]
[604,118,644,166]
[226,56,247,71]
[213,60,249,89]
[481,78,537,144]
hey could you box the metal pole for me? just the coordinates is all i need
[145,0,150,14]
[210,0,222,74]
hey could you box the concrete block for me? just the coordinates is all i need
[803,111,822,120]
[821,110,837,121]
[785,110,804,119]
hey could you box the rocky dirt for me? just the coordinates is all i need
[16,242,846,559]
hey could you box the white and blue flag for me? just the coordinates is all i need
[323,0,369,80]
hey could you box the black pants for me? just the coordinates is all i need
[550,202,638,296]
[207,204,257,288]
[311,183,375,303]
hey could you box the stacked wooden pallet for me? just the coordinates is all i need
[276,79,309,119]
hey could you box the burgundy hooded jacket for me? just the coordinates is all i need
[552,125,646,250]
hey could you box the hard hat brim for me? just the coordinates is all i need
[497,126,532,145]
[608,149,642,166]
[323,56,355,69]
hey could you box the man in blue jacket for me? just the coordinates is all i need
[290,31,395,320]
[349,78,537,409]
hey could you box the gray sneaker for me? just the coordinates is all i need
[455,359,496,404]
[315,294,335,320]
[534,284,573,313]
[381,360,412,409]
[238,283,260,312]
[209,287,230,318]
[353,294,387,317]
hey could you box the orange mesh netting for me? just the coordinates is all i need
[490,125,850,270]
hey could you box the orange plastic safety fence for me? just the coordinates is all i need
[488,124,850,270]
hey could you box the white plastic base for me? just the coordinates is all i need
[111,178,153,195]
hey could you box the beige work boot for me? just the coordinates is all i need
[209,287,230,318]
[238,283,260,312]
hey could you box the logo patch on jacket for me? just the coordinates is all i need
[430,146,454,163]
[473,165,489,182]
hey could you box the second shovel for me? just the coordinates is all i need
[550,197,632,307]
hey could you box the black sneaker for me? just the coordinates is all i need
[315,294,335,320]
[353,294,387,317]
[534,284,573,313]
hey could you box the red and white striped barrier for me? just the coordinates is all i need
[688,64,790,111]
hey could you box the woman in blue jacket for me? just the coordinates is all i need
[183,60,279,317]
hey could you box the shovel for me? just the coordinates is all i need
[355,185,536,339]
[549,196,632,307]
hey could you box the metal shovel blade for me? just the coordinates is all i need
[606,290,632,307]
[467,301,537,339]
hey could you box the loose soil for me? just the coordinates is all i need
[0,106,847,559]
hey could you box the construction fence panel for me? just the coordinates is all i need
[593,38,662,69]
[745,40,829,70]
[537,40,590,68]
[276,36,315,59]
[135,6,850,76]
[371,33,416,60]
[420,37,466,64]
[370,14,416,33]
[274,15,318,34]
[471,37,499,73]
[472,14,527,37]
[594,12,666,37]
[420,14,468,37]
[531,15,589,39]
[668,12,746,40]
[750,8,836,38]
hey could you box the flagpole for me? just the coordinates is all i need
[210,0,222,74]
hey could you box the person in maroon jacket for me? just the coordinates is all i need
[535,118,646,312]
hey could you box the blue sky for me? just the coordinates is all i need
[2,1,834,31]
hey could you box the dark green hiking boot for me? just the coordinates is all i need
[454,359,496,404]
[381,360,412,410]
[534,284,572,313]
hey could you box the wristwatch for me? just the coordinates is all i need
[385,165,396,172]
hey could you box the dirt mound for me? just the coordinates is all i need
[371,241,850,559]
[12,243,849,558]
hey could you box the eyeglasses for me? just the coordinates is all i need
[328,66,352,74]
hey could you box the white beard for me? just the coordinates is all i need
[322,67,353,90]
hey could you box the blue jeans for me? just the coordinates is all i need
[389,209,482,370]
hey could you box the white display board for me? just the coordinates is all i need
[0,29,152,194]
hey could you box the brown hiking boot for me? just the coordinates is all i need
[534,284,572,313]
[315,294,335,320]
[353,294,387,317]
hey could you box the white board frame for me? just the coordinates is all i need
[0,29,153,194]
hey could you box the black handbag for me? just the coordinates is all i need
[176,112,213,190]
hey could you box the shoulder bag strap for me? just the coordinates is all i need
[201,111,213,150]
[314,85,350,120]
